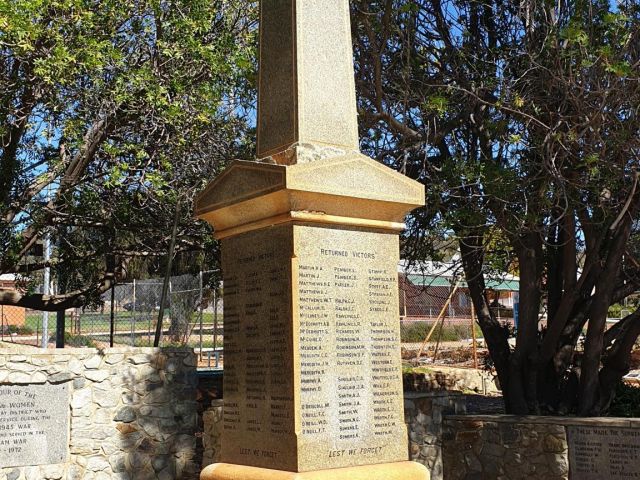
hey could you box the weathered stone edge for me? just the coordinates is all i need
[445,414,640,427]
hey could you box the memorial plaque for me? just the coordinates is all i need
[220,226,297,471]
[0,383,69,468]
[295,225,406,472]
[568,425,640,479]
[219,224,406,473]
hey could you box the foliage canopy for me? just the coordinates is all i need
[0,0,257,309]
[352,0,640,415]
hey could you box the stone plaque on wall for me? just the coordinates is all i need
[568,425,640,479]
[0,383,70,468]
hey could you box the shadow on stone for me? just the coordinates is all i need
[112,348,199,480]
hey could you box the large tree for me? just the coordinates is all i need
[0,0,257,310]
[353,0,640,415]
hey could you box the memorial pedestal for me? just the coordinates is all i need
[195,157,427,480]
[201,461,428,480]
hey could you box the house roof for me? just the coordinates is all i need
[0,274,15,281]
[399,260,520,292]
[406,274,519,292]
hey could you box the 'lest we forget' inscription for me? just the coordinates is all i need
[0,383,69,468]
[568,425,640,479]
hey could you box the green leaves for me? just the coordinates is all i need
[560,25,589,47]
[605,61,632,78]
[424,95,449,116]
[1,0,258,295]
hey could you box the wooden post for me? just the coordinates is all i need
[402,285,407,318]
[415,280,461,361]
[431,315,447,363]
[56,310,65,348]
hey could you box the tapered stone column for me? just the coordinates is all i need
[257,0,359,163]
[196,1,428,479]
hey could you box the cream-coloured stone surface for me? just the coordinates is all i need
[567,425,640,479]
[0,383,69,468]
[220,227,297,471]
[256,0,359,159]
[201,1,426,473]
[194,155,425,238]
[201,461,429,480]
[293,225,406,471]
[261,143,356,167]
[257,0,297,158]
[218,224,408,472]
[0,347,199,479]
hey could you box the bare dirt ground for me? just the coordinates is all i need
[465,394,505,414]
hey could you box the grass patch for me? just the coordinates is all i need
[24,312,223,335]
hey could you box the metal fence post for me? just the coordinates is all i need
[41,230,51,349]
[109,282,115,347]
[198,271,204,361]
[213,288,219,353]
[131,279,136,346]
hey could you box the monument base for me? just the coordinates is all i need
[201,461,429,480]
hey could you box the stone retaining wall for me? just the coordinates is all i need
[0,347,198,480]
[443,415,567,480]
[201,392,465,480]
[201,400,223,468]
[404,366,500,395]
[442,415,640,480]
[405,392,466,479]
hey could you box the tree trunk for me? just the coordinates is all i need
[579,216,634,415]
[598,309,640,413]
[509,231,543,414]
[459,234,512,408]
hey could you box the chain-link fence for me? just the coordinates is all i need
[2,269,524,370]
[1,271,224,368]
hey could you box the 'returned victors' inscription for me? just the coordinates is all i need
[295,225,406,471]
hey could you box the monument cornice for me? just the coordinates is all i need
[195,155,425,240]
[208,211,408,240]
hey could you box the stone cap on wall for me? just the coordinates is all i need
[445,414,640,428]
[0,346,195,355]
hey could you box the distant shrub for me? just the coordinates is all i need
[49,332,97,348]
[5,325,35,335]
[610,382,640,418]
[401,322,482,343]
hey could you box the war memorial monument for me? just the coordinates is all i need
[195,0,429,479]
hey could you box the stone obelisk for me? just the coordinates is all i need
[196,1,428,479]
